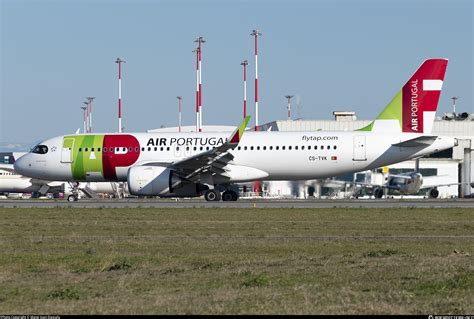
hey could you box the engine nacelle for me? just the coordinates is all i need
[127,166,204,197]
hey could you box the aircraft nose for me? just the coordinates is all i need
[13,155,30,176]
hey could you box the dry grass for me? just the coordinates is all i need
[0,207,473,314]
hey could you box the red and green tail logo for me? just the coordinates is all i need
[359,59,448,134]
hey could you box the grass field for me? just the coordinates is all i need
[0,207,473,314]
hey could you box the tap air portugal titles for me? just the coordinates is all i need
[15,59,455,201]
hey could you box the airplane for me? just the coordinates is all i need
[349,164,471,199]
[14,59,456,201]
[0,152,65,197]
[0,152,127,201]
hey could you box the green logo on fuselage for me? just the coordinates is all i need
[64,135,104,180]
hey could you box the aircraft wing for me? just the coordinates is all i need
[359,182,401,191]
[166,116,250,182]
[420,181,472,190]
[392,136,438,147]
[29,179,64,187]
[387,173,413,179]
[338,180,401,191]
[0,164,16,173]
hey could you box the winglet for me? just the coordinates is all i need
[229,116,251,144]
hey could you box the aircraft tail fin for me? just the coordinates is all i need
[359,59,448,134]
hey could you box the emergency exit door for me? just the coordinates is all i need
[61,138,74,163]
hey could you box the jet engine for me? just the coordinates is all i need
[127,166,204,197]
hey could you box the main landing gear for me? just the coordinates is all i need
[204,189,238,202]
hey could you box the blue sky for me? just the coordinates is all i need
[1,0,472,149]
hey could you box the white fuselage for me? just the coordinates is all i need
[14,130,456,184]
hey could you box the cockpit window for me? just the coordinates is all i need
[32,145,48,154]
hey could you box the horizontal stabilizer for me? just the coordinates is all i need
[392,136,437,147]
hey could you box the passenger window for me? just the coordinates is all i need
[295,146,298,150]
[250,146,254,150]
[257,146,260,150]
[167,147,170,151]
[97,148,101,152]
[186,147,190,151]
[314,146,318,150]
[327,145,330,150]
[193,147,197,151]
[103,147,107,152]
[289,146,292,150]
[276,146,279,150]
[78,148,82,152]
[200,147,203,151]
[154,147,157,151]
[263,146,266,150]
[308,146,311,150]
[123,147,127,152]
[244,146,248,150]
[141,147,145,151]
[238,146,241,150]
[282,146,286,150]
[91,148,94,152]
[85,148,88,152]
[206,146,210,150]
[269,146,273,150]
[135,147,139,152]
[334,145,337,150]
[301,146,304,150]
[177,147,180,151]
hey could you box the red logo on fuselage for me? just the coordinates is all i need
[102,135,140,180]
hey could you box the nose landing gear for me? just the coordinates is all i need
[67,194,78,202]
[66,182,80,202]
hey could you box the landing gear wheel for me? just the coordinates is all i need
[67,194,78,202]
[222,190,238,201]
[374,188,384,199]
[231,191,238,201]
[204,189,221,202]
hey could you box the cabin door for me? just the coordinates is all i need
[353,135,367,161]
